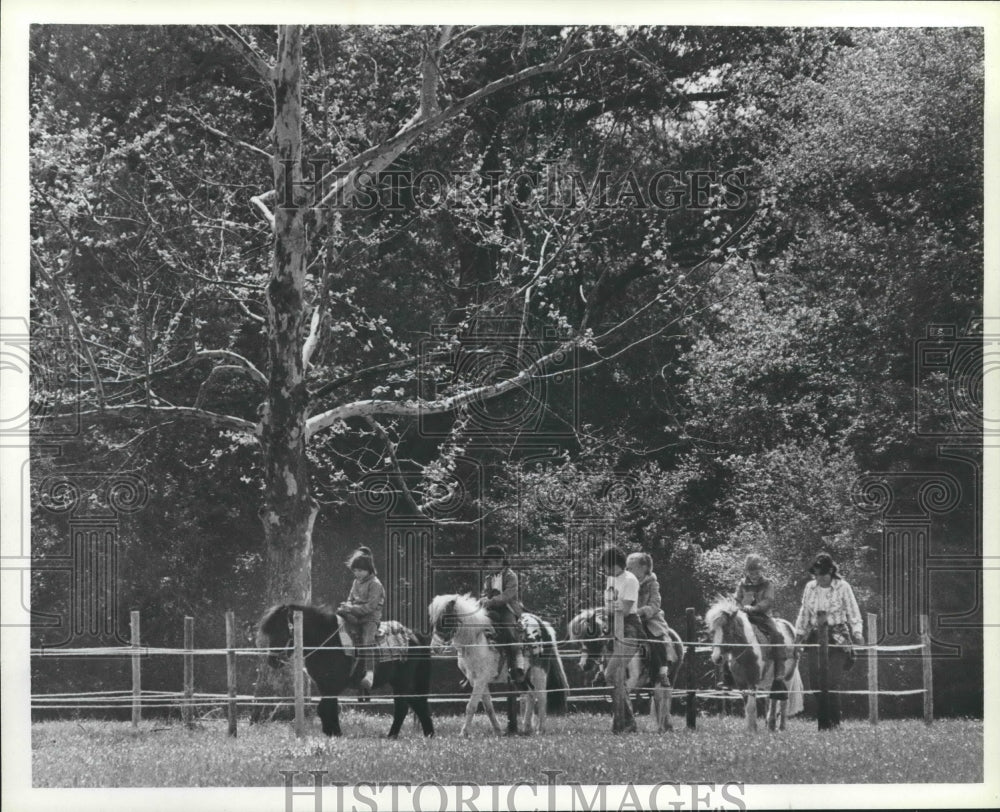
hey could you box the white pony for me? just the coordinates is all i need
[567,607,684,732]
[428,594,568,736]
[705,596,804,731]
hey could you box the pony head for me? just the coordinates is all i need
[704,595,761,667]
[258,604,293,668]
[428,594,489,644]
[567,607,608,674]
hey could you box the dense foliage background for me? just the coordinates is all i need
[28,25,983,717]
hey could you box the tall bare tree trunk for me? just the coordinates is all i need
[252,25,319,722]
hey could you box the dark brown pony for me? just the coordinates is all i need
[258,604,434,738]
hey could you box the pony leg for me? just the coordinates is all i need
[481,688,504,734]
[745,690,758,732]
[387,697,408,739]
[532,666,547,734]
[318,697,341,737]
[778,699,787,731]
[409,697,434,737]
[505,694,518,735]
[766,697,777,731]
[461,683,487,737]
[518,690,532,735]
[653,685,672,732]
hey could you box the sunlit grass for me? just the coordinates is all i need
[32,713,982,787]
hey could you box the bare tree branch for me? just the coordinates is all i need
[250,193,276,227]
[214,25,273,86]
[305,337,583,439]
[302,306,322,371]
[30,248,106,407]
[174,105,272,160]
[72,403,259,435]
[314,45,616,209]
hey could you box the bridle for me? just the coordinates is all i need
[275,608,344,665]
[719,610,754,669]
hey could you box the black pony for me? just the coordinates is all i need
[258,604,434,738]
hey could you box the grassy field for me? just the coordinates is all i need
[32,712,982,787]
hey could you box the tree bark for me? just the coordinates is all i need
[252,25,319,722]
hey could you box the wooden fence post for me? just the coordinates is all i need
[293,610,306,738]
[226,611,237,737]
[920,614,934,726]
[866,612,878,726]
[131,610,141,728]
[816,610,829,730]
[610,604,635,733]
[183,616,194,728]
[685,608,697,729]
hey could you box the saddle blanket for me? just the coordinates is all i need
[518,613,548,656]
[483,614,548,656]
[337,617,414,663]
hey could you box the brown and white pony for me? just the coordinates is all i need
[429,594,568,736]
[705,596,803,731]
[567,607,684,732]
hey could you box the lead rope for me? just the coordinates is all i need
[286,616,344,662]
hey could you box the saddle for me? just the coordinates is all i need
[337,617,413,663]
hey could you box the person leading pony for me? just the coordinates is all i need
[793,551,864,729]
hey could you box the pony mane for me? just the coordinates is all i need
[257,603,336,641]
[428,593,489,628]
[704,595,763,667]
[567,607,605,641]
[704,595,742,634]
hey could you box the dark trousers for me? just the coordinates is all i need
[346,619,379,673]
[746,612,787,666]
[806,629,848,729]
[486,606,522,672]
[639,622,667,684]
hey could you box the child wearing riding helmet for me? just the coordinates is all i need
[723,553,788,693]
[337,546,384,689]
[625,551,673,685]
[480,544,527,684]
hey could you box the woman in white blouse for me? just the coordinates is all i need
[794,552,864,729]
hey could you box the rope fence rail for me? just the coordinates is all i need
[27,640,928,656]
[29,608,937,735]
